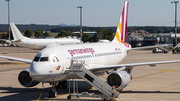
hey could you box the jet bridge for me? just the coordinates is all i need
[67,60,120,100]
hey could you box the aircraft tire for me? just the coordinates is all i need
[62,80,68,89]
[53,91,57,97]
[49,91,57,98]
[67,95,71,100]
[49,91,53,97]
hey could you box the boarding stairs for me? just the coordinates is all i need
[68,60,120,100]
[174,43,180,49]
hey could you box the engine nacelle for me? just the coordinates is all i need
[18,69,39,87]
[107,71,130,91]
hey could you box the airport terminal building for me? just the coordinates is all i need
[127,33,180,47]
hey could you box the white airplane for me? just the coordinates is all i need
[0,1,180,98]
[8,23,81,49]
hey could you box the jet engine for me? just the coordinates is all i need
[107,71,130,91]
[18,69,39,87]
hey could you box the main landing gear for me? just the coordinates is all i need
[48,80,68,98]
[56,81,68,89]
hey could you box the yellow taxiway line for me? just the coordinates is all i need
[133,70,176,79]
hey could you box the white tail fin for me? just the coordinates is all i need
[10,23,29,40]
[112,1,129,43]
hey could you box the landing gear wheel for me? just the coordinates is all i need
[62,81,68,89]
[49,82,58,98]
[49,91,53,97]
[53,90,57,97]
[67,95,71,100]
[49,90,57,98]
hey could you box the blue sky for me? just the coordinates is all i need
[0,0,179,26]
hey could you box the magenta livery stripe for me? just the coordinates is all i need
[121,2,125,42]
[124,2,129,42]
[111,1,129,43]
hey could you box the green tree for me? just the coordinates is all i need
[96,29,104,40]
[57,30,67,37]
[24,29,33,38]
[82,32,91,42]
[95,29,113,41]
[0,30,13,40]
[34,29,43,38]
[0,32,8,39]
[90,33,99,42]
[56,30,75,38]
[43,31,50,37]
[66,31,75,36]
[103,29,114,41]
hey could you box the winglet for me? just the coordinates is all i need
[10,23,29,40]
[112,1,129,43]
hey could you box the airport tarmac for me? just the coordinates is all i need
[0,47,180,101]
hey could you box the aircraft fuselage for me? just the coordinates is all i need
[13,38,81,49]
[29,42,130,82]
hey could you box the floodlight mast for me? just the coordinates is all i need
[77,6,82,42]
[5,0,10,41]
[171,0,179,46]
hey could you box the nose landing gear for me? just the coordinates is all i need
[49,82,57,98]
[49,80,68,98]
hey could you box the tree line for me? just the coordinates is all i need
[0,29,114,43]
[24,29,114,42]
[50,26,180,33]
[0,29,50,40]
[0,24,179,33]
[0,24,180,43]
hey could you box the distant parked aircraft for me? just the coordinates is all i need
[8,23,81,49]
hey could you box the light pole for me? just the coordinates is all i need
[5,0,10,41]
[171,0,179,46]
[77,6,82,42]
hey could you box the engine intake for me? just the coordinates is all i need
[18,69,39,87]
[107,71,130,91]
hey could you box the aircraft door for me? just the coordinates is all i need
[62,50,72,69]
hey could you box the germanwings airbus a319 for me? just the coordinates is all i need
[0,1,180,98]
[8,23,81,49]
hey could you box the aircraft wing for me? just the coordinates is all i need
[91,60,180,73]
[129,44,168,50]
[0,39,12,44]
[0,55,32,64]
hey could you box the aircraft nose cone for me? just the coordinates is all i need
[29,62,49,81]
[29,62,40,75]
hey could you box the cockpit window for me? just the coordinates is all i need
[33,56,59,62]
[49,56,59,62]
[40,57,49,61]
[33,57,40,62]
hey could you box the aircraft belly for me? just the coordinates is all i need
[31,73,67,82]
[13,42,44,49]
